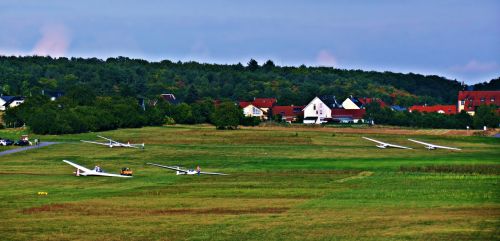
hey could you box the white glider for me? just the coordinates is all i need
[81,135,144,149]
[408,139,461,150]
[362,137,412,149]
[63,160,132,177]
[147,163,228,175]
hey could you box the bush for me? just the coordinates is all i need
[241,116,261,126]
[212,102,242,130]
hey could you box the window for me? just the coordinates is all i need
[491,98,495,102]
[460,100,465,105]
[480,98,485,102]
[313,104,316,110]
[252,107,260,115]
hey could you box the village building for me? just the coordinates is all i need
[331,109,366,123]
[342,96,387,109]
[457,91,500,115]
[160,93,179,104]
[239,98,277,120]
[239,102,265,119]
[272,105,304,123]
[0,96,24,111]
[408,105,457,115]
[303,95,341,124]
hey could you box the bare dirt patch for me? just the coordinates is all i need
[151,207,289,215]
[243,126,486,136]
[22,203,71,214]
[21,203,289,216]
[335,171,374,183]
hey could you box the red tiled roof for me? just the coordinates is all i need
[239,101,252,108]
[358,97,387,108]
[252,98,277,108]
[272,106,304,117]
[408,105,457,115]
[331,109,366,119]
[458,91,500,112]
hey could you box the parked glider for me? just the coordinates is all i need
[408,139,461,150]
[362,137,412,149]
[63,160,132,177]
[80,135,144,149]
[147,163,228,175]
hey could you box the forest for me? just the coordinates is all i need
[0,56,498,134]
[0,55,487,106]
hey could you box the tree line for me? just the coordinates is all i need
[364,102,499,129]
[0,55,479,107]
[3,85,257,134]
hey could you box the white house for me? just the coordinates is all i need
[0,96,24,111]
[341,97,362,109]
[241,103,265,119]
[303,96,332,124]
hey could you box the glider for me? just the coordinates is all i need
[362,137,412,149]
[408,139,461,150]
[63,160,132,177]
[147,163,228,175]
[80,135,144,149]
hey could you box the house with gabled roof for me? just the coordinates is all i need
[342,96,387,109]
[272,105,304,123]
[239,97,277,120]
[0,96,25,111]
[240,101,265,119]
[160,93,180,104]
[458,91,500,115]
[303,95,341,124]
[331,109,366,123]
[408,105,457,115]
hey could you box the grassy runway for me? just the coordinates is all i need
[0,125,498,240]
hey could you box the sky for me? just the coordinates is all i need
[0,0,499,84]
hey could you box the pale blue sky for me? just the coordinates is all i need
[0,0,499,84]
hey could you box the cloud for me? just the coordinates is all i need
[32,24,71,57]
[316,49,338,67]
[450,60,499,73]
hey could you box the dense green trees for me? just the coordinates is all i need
[473,105,500,129]
[0,56,497,133]
[212,102,243,129]
[363,102,499,129]
[0,56,477,107]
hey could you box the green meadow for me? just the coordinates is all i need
[0,125,498,240]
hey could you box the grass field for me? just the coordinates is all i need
[0,125,498,240]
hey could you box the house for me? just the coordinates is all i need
[272,105,304,123]
[0,96,25,111]
[341,96,363,109]
[160,93,179,104]
[239,102,265,119]
[457,91,500,115]
[331,109,366,123]
[251,98,277,113]
[342,96,387,109]
[408,105,457,115]
[239,97,277,120]
[303,95,341,124]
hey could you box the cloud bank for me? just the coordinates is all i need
[316,50,338,67]
[32,24,71,57]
